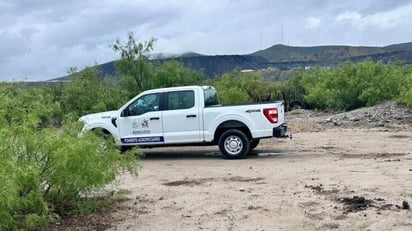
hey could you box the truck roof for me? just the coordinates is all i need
[141,85,213,94]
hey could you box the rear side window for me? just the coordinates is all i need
[204,88,219,106]
[167,90,195,110]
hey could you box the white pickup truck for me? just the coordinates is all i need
[79,85,288,159]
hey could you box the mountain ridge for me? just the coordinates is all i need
[49,42,412,81]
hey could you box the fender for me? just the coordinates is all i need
[80,122,120,144]
[206,113,255,141]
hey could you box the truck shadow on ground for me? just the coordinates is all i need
[139,148,287,160]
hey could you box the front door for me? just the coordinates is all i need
[117,93,164,145]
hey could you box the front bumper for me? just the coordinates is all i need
[273,123,289,138]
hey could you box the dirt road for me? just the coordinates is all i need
[51,103,412,231]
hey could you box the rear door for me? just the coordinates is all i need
[162,90,202,143]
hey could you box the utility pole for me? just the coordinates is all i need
[281,24,284,44]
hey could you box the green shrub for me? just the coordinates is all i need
[299,61,411,110]
[113,32,156,96]
[211,71,282,104]
[215,86,250,104]
[150,60,204,89]
[398,67,412,107]
[61,67,128,120]
[0,84,139,230]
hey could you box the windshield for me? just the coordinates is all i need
[203,87,220,107]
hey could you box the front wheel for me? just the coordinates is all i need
[120,145,133,153]
[218,129,250,159]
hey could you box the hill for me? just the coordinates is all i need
[383,42,412,52]
[49,42,412,82]
[251,44,385,62]
[252,42,412,62]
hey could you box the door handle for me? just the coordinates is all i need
[186,114,197,118]
[150,117,160,120]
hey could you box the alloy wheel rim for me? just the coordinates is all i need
[224,135,243,155]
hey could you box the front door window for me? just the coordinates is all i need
[127,93,160,116]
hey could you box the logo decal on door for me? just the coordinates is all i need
[132,119,150,129]
[132,118,150,135]
[140,119,149,128]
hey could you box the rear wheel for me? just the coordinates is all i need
[250,139,260,150]
[218,129,250,159]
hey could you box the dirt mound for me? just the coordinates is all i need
[319,101,412,128]
[287,101,412,132]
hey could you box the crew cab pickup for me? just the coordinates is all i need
[79,85,288,159]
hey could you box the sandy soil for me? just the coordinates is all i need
[49,103,412,231]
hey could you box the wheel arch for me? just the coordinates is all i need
[213,120,252,144]
[91,127,112,135]
[83,123,120,144]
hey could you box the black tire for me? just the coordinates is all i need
[120,145,133,153]
[218,129,250,159]
[250,139,260,150]
[92,128,115,150]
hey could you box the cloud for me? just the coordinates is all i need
[1,0,412,81]
[335,11,362,24]
[305,17,321,29]
[336,3,412,29]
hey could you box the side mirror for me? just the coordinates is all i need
[121,108,130,117]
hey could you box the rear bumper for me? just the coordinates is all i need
[273,123,288,138]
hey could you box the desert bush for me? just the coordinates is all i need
[150,60,204,89]
[398,66,412,107]
[0,83,57,128]
[212,71,282,104]
[212,73,249,104]
[0,84,139,230]
[60,67,128,121]
[112,32,156,96]
[299,67,333,109]
[299,61,410,110]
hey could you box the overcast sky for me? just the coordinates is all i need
[1,0,412,81]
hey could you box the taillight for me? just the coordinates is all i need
[263,108,278,123]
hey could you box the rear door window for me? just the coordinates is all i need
[166,90,195,110]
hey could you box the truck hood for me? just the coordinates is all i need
[79,110,118,124]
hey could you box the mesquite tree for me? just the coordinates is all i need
[112,32,157,95]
